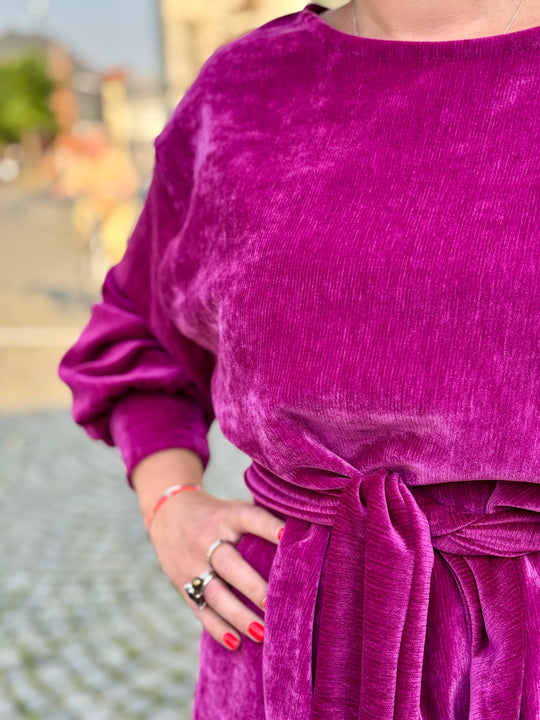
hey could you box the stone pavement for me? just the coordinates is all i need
[0,411,251,720]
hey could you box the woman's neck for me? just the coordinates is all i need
[323,0,540,41]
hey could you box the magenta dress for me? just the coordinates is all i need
[59,4,540,718]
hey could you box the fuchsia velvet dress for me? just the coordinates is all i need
[59,4,540,718]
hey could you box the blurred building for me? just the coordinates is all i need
[101,69,168,178]
[158,0,338,110]
[0,32,103,130]
[0,30,49,62]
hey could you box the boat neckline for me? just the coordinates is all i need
[300,3,540,58]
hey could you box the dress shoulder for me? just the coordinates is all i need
[158,5,314,127]
[153,6,316,212]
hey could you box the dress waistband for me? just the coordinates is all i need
[245,462,540,720]
[246,461,540,556]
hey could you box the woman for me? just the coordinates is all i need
[59,1,540,718]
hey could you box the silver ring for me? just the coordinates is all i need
[206,539,230,566]
[183,570,216,609]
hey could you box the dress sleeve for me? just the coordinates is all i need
[58,81,216,486]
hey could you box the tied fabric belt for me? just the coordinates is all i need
[244,464,540,720]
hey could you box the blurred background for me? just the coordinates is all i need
[0,1,340,718]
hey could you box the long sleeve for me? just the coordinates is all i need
[58,87,216,484]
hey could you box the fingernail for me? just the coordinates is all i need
[262,597,267,610]
[248,621,265,642]
[223,633,239,650]
[277,527,284,541]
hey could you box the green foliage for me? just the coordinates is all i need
[0,52,57,143]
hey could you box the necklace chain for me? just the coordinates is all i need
[351,0,527,38]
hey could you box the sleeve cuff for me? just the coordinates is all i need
[109,391,211,488]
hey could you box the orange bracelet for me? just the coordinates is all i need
[145,484,201,531]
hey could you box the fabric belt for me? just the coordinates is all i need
[245,463,540,720]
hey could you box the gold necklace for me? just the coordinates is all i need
[351,0,527,38]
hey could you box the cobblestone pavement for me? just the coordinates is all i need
[0,410,251,720]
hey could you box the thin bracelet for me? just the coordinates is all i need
[145,484,201,532]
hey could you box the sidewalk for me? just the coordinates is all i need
[0,411,250,720]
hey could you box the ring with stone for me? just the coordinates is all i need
[206,539,231,567]
[183,570,216,609]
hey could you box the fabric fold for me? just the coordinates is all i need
[263,518,331,720]
[313,471,434,720]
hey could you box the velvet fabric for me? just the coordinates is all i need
[58,4,540,718]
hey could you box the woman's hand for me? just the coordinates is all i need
[132,449,284,652]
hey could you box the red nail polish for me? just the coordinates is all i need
[277,527,284,541]
[248,621,265,642]
[223,633,239,650]
[262,597,267,610]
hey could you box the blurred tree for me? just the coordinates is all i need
[0,53,57,144]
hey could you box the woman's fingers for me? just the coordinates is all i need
[203,576,265,643]
[193,600,242,651]
[210,541,268,611]
[181,575,265,650]
[227,502,285,545]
